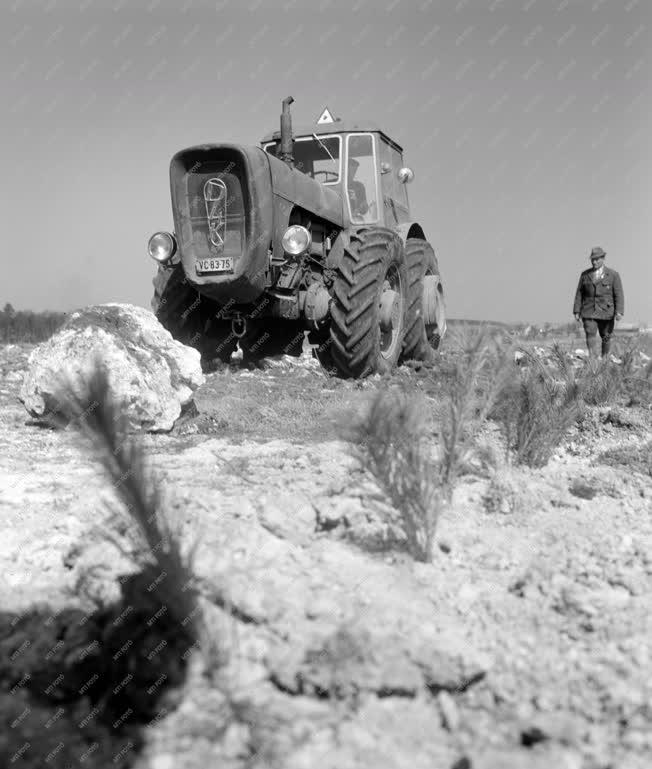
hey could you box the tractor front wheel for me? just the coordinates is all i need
[152,265,237,367]
[401,239,446,363]
[326,228,409,378]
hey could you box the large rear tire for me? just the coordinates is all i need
[401,238,446,363]
[326,227,409,378]
[152,265,237,365]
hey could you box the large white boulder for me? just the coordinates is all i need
[19,303,204,432]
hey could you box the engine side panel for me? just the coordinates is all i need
[267,154,344,262]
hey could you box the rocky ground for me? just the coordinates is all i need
[0,341,651,769]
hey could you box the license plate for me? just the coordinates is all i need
[195,256,234,274]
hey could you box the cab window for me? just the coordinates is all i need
[264,135,341,184]
[379,139,409,224]
[346,133,379,224]
[390,144,408,210]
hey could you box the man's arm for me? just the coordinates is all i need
[613,270,624,317]
[572,275,583,317]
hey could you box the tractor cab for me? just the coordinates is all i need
[260,113,414,229]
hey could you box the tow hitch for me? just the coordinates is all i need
[231,315,247,338]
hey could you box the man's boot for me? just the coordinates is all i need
[601,334,612,358]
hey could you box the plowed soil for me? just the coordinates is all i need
[1,342,650,769]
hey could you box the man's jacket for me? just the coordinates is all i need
[573,266,624,319]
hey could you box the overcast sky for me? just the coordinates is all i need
[1,0,649,323]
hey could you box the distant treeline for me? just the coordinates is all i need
[448,319,513,328]
[449,319,579,337]
[0,303,67,343]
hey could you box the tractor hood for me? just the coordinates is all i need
[266,152,345,229]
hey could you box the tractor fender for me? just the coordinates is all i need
[396,222,426,244]
[323,229,352,272]
[327,225,427,272]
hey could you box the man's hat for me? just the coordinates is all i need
[590,246,606,259]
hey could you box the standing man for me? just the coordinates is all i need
[573,246,624,358]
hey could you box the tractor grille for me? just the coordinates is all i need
[182,161,246,261]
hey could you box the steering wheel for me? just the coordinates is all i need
[313,170,339,183]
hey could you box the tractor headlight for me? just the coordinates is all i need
[148,231,177,263]
[282,225,311,256]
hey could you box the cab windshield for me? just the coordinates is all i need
[264,135,341,184]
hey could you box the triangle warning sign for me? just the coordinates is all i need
[316,107,336,124]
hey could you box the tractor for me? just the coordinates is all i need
[147,97,446,377]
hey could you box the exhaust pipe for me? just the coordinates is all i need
[280,96,294,167]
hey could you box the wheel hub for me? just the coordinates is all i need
[379,289,399,333]
[422,276,440,327]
